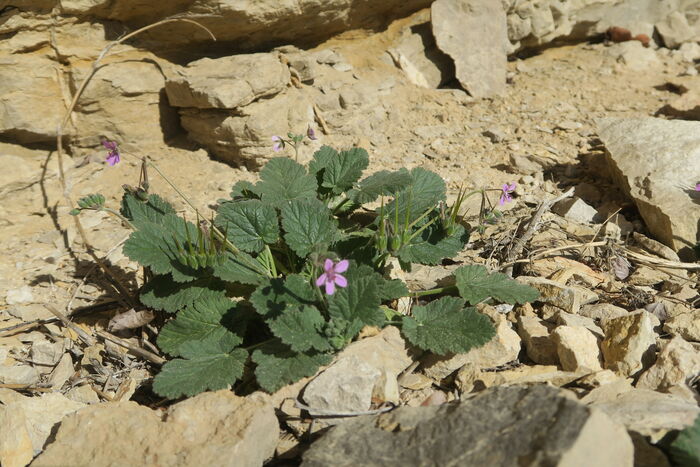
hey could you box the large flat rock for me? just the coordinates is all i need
[597,117,700,260]
[302,385,633,467]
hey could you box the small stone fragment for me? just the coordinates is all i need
[580,303,628,321]
[552,326,603,372]
[518,276,598,314]
[663,312,700,342]
[517,315,558,365]
[601,311,657,377]
[553,197,599,224]
[637,336,700,392]
[0,365,40,385]
[5,286,33,305]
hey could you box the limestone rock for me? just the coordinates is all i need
[597,117,700,260]
[580,303,628,321]
[0,365,40,385]
[552,326,603,373]
[340,326,413,404]
[421,317,521,380]
[475,365,585,389]
[387,15,454,89]
[432,0,508,98]
[664,312,700,341]
[33,391,278,467]
[632,232,680,262]
[302,385,633,466]
[656,11,698,48]
[587,387,700,442]
[302,355,381,422]
[611,41,662,71]
[553,197,599,224]
[0,390,86,460]
[165,54,290,110]
[601,311,657,377]
[0,403,33,467]
[518,276,598,314]
[556,311,604,339]
[637,336,700,392]
[517,315,558,365]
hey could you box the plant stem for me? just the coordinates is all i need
[244,338,277,352]
[412,285,457,298]
[264,245,277,277]
[100,207,135,230]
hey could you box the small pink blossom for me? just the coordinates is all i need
[499,182,516,205]
[272,135,284,152]
[316,258,349,295]
[695,183,700,191]
[102,140,120,166]
[307,126,317,140]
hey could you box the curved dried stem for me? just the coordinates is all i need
[53,17,216,307]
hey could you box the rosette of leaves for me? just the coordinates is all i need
[116,146,539,398]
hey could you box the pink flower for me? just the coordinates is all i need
[272,136,284,152]
[102,140,120,166]
[499,182,516,205]
[695,183,700,191]
[316,258,349,295]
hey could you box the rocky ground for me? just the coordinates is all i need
[0,1,699,466]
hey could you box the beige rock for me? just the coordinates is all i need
[555,311,604,338]
[587,387,700,442]
[66,385,101,405]
[627,266,669,286]
[597,117,700,260]
[637,336,700,392]
[517,276,598,314]
[165,54,290,110]
[664,312,700,342]
[632,232,680,261]
[517,315,558,365]
[601,310,656,377]
[477,364,585,388]
[0,404,33,467]
[0,365,40,385]
[576,369,623,389]
[422,317,521,380]
[33,391,278,467]
[523,256,606,288]
[579,303,628,321]
[552,326,603,373]
[0,390,86,458]
[30,339,65,366]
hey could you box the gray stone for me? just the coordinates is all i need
[5,286,34,305]
[597,117,700,260]
[553,197,599,224]
[302,385,633,467]
[432,0,508,98]
[165,54,290,110]
[302,355,381,421]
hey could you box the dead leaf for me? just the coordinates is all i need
[107,309,155,332]
[610,256,630,280]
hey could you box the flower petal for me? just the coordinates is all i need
[334,274,347,288]
[325,281,335,295]
[334,259,349,273]
[316,273,327,287]
[324,258,334,272]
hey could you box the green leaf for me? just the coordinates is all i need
[396,224,467,266]
[281,198,338,258]
[252,340,331,393]
[308,145,338,177]
[455,264,539,305]
[122,214,201,282]
[249,274,317,316]
[268,305,331,352]
[379,278,409,301]
[257,158,317,205]
[668,415,700,467]
[401,296,495,355]
[385,168,445,223]
[328,265,384,327]
[347,169,413,205]
[153,337,248,398]
[215,200,279,253]
[230,180,260,199]
[211,252,268,285]
[77,193,105,210]
[121,192,175,229]
[139,275,227,313]
[157,296,247,357]
[320,148,369,195]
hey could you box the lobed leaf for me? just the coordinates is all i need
[396,224,468,266]
[139,274,227,313]
[454,264,539,305]
[215,199,279,253]
[384,168,445,224]
[308,145,338,177]
[120,192,175,229]
[320,147,370,195]
[268,305,331,352]
[249,274,317,316]
[252,340,332,393]
[157,296,247,357]
[347,169,413,205]
[257,158,317,205]
[328,266,384,327]
[281,198,338,258]
[229,180,260,200]
[401,296,495,355]
[152,336,248,398]
[211,252,269,285]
